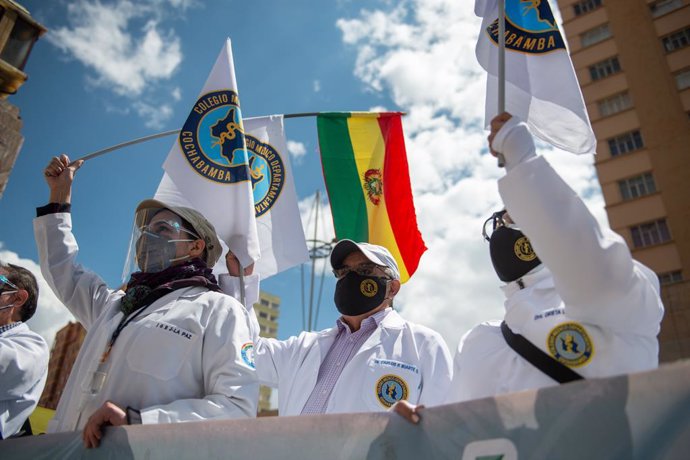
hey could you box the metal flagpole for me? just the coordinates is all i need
[238,265,246,308]
[71,112,405,164]
[71,113,317,164]
[307,190,320,332]
[497,0,507,168]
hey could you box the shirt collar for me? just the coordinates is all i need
[336,307,392,334]
[0,321,22,335]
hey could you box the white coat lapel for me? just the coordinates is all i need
[289,327,339,414]
[351,310,406,359]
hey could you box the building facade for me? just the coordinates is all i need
[558,0,690,361]
[38,322,86,409]
[254,291,281,415]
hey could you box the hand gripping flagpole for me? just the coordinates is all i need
[497,0,507,168]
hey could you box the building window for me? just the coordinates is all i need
[258,311,268,319]
[574,0,603,16]
[662,27,690,53]
[589,56,621,81]
[618,173,656,200]
[675,69,690,90]
[658,270,683,285]
[630,219,671,248]
[581,24,612,47]
[650,0,684,18]
[608,130,644,156]
[260,299,269,306]
[598,92,632,117]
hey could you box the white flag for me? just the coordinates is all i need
[156,38,259,268]
[476,0,596,154]
[244,115,309,278]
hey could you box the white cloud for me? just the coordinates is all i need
[48,0,187,127]
[313,80,321,93]
[134,101,174,129]
[336,0,604,352]
[0,245,75,348]
[287,140,307,161]
[172,87,182,101]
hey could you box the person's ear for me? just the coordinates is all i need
[387,280,401,298]
[13,289,28,308]
[188,239,206,259]
[10,290,28,321]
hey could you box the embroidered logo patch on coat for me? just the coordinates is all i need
[547,322,594,367]
[376,374,409,408]
[240,342,255,369]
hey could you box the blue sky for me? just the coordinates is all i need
[0,0,605,355]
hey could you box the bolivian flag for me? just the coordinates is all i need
[317,112,426,283]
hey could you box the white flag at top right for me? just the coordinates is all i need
[476,0,596,155]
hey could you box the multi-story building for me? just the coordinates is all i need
[39,322,86,409]
[558,0,690,361]
[254,291,281,415]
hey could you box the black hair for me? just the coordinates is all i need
[4,264,39,321]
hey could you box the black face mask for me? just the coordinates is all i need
[136,232,180,273]
[334,272,389,316]
[484,211,542,283]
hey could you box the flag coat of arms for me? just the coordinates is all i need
[156,38,259,268]
[476,0,596,155]
[317,112,426,283]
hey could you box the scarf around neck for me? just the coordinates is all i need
[121,258,221,315]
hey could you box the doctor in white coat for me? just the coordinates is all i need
[249,240,452,416]
[36,155,258,448]
[394,112,664,422]
[0,264,48,439]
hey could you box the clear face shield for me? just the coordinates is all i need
[122,207,201,282]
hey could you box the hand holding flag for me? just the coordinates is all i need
[475,0,596,155]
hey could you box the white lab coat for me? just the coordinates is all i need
[447,119,664,403]
[34,212,258,432]
[254,309,452,416]
[0,323,48,438]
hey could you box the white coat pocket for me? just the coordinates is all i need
[363,358,422,411]
[126,321,196,381]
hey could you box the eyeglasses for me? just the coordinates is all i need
[0,274,18,296]
[332,262,392,280]
[140,220,200,240]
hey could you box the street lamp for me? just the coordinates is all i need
[0,0,46,98]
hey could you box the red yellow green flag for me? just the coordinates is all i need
[317,112,427,283]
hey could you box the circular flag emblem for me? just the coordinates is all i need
[245,134,285,217]
[547,322,594,367]
[514,236,537,262]
[240,342,255,369]
[178,90,250,184]
[376,374,408,408]
[487,0,565,54]
[360,279,378,297]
